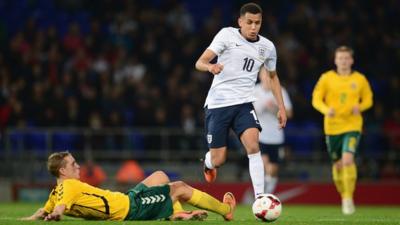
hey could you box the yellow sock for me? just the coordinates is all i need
[332,165,344,198]
[173,201,185,214]
[188,188,230,216]
[342,164,357,199]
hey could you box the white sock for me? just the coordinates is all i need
[248,152,265,197]
[204,151,214,169]
[265,175,278,194]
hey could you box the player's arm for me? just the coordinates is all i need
[20,208,48,220]
[282,89,294,119]
[44,204,66,221]
[359,77,373,112]
[261,67,287,128]
[20,188,57,221]
[195,49,223,75]
[312,75,332,116]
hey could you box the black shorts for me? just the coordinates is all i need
[259,143,283,163]
[204,103,262,148]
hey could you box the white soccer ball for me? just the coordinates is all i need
[252,193,282,222]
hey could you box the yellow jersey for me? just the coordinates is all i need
[43,179,130,221]
[312,70,373,135]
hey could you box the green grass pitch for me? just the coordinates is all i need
[0,202,399,225]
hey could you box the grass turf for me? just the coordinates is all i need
[0,202,399,225]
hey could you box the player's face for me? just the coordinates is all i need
[60,154,80,179]
[335,51,354,71]
[238,13,262,41]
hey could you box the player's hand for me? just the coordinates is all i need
[208,63,224,75]
[20,216,36,221]
[44,213,61,221]
[277,109,287,129]
[327,108,335,118]
[352,105,360,115]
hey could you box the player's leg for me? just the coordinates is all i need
[203,106,232,182]
[341,132,360,215]
[326,135,345,199]
[233,103,264,197]
[261,143,281,194]
[204,147,227,182]
[240,128,265,197]
[261,153,271,191]
[341,152,356,215]
[141,170,169,187]
[168,181,235,221]
[266,162,279,194]
[139,171,189,216]
[332,160,344,197]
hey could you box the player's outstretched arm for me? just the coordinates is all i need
[44,204,66,221]
[20,208,48,220]
[195,49,223,75]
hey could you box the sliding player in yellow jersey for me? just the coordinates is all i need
[21,151,236,221]
[312,46,373,215]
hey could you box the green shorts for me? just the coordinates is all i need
[325,131,361,162]
[125,183,173,220]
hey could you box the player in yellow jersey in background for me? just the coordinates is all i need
[21,151,236,221]
[312,46,373,215]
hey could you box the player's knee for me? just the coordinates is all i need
[342,160,354,167]
[170,181,188,190]
[170,181,191,201]
[153,170,169,182]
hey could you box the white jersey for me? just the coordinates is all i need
[205,27,277,109]
[253,84,292,144]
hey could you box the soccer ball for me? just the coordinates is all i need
[252,194,282,222]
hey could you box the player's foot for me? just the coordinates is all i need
[222,192,236,221]
[342,198,355,215]
[204,165,217,183]
[191,210,208,221]
[169,210,208,221]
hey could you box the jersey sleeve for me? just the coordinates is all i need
[359,76,373,111]
[43,189,57,213]
[264,44,277,71]
[56,180,81,210]
[312,74,330,115]
[207,28,229,55]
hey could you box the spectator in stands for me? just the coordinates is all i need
[79,157,107,187]
[116,159,145,185]
[0,0,398,182]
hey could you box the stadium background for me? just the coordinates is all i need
[0,0,399,204]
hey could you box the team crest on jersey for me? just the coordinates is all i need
[258,47,266,58]
[207,134,212,144]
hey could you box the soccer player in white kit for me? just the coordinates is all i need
[254,72,293,194]
[195,3,287,198]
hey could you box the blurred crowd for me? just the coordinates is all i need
[0,0,399,171]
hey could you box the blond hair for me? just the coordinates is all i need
[47,151,70,177]
[335,45,354,56]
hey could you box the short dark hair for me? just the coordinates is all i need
[240,3,263,16]
[47,151,70,177]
